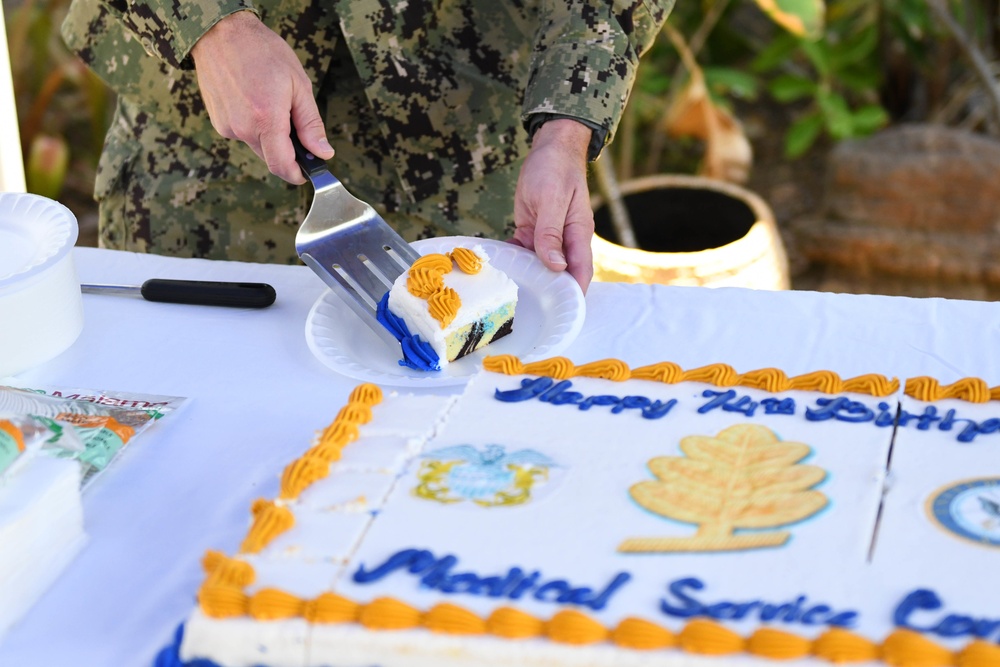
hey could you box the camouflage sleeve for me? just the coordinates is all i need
[98,0,258,70]
[522,0,674,156]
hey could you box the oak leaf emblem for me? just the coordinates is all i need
[619,424,827,552]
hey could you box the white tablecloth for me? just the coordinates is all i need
[2,247,999,666]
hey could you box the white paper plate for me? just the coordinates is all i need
[305,237,586,388]
[0,193,83,378]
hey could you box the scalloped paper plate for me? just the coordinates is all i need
[305,237,585,388]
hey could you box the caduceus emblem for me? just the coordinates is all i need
[413,444,557,507]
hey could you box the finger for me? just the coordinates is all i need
[562,205,595,294]
[531,194,570,272]
[259,119,306,185]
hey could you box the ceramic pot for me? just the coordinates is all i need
[591,174,789,290]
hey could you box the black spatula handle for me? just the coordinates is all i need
[140,279,276,308]
[290,125,330,181]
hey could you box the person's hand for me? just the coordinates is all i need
[190,11,333,184]
[512,119,595,293]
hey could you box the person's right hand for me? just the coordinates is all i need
[190,11,334,184]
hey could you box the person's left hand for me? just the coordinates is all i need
[512,119,595,294]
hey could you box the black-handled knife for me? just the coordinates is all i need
[81,279,276,308]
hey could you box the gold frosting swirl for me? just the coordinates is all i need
[407,266,447,299]
[959,640,1000,667]
[424,603,487,635]
[336,403,373,425]
[522,357,577,380]
[240,499,295,554]
[631,362,684,384]
[812,628,880,663]
[485,606,544,639]
[449,247,483,274]
[683,364,741,387]
[611,617,675,650]
[787,371,843,394]
[842,374,901,396]
[739,368,791,392]
[547,609,608,645]
[906,376,992,403]
[359,597,423,630]
[317,419,360,452]
[746,628,812,660]
[678,619,745,655]
[428,287,461,328]
[575,359,631,381]
[279,456,329,500]
[201,551,254,588]
[482,356,902,398]
[348,383,383,406]
[248,588,303,620]
[411,253,453,274]
[304,593,361,623]
[881,629,953,667]
[198,584,249,618]
[482,355,525,375]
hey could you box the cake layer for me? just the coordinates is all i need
[174,358,1000,667]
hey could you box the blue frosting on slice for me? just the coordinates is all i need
[376,292,441,372]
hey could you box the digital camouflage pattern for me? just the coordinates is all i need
[61,0,673,261]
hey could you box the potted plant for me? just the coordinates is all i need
[591,0,891,291]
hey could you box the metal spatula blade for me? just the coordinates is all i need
[292,131,420,350]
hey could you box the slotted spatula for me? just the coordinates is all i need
[292,131,420,349]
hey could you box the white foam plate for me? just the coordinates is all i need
[305,237,586,388]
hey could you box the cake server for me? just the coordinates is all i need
[81,279,276,308]
[291,129,419,350]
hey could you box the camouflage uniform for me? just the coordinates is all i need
[62,0,673,263]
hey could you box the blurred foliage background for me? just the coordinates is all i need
[615,0,999,183]
[2,0,998,227]
[3,0,111,214]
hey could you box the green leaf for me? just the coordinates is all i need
[752,0,826,40]
[704,67,760,101]
[785,112,824,158]
[828,25,878,70]
[850,104,889,134]
[799,39,831,77]
[835,65,881,93]
[751,32,800,73]
[767,74,817,102]
[817,90,853,139]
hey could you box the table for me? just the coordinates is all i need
[2,247,999,666]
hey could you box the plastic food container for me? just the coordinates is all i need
[0,193,84,377]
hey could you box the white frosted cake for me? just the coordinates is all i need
[0,441,85,641]
[166,357,1000,667]
[377,246,517,371]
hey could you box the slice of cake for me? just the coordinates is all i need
[377,246,517,371]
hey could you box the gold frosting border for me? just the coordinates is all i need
[192,361,1000,667]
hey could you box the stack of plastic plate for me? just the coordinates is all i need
[0,193,84,377]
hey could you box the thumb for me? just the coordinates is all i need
[290,87,334,160]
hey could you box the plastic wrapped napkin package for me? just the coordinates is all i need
[0,193,84,377]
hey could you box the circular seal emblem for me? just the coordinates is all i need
[927,478,1000,548]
